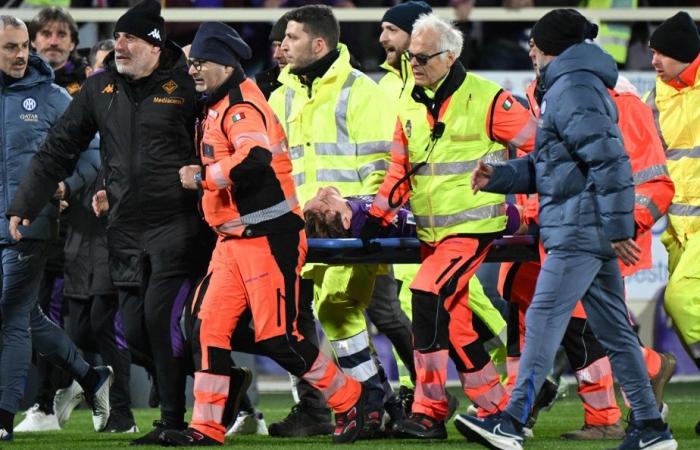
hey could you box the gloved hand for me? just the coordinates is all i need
[359,214,386,253]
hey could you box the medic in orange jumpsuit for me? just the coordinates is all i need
[158,23,367,447]
[499,74,675,439]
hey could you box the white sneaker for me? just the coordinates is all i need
[85,366,113,432]
[54,380,85,427]
[14,404,61,432]
[225,411,268,436]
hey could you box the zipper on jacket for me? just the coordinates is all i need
[1,93,7,238]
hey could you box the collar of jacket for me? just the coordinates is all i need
[278,43,353,97]
[665,53,700,91]
[291,47,340,90]
[0,53,53,89]
[381,52,412,95]
[205,68,246,107]
[411,60,466,121]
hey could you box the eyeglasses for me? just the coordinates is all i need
[405,50,448,66]
[186,58,207,71]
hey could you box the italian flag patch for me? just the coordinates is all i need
[232,112,246,123]
[502,97,513,111]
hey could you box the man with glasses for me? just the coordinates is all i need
[361,13,535,440]
[158,22,370,446]
[7,0,202,445]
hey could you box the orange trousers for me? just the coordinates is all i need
[191,232,361,442]
[411,235,508,420]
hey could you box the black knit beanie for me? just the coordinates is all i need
[650,11,700,63]
[190,22,252,66]
[531,8,598,56]
[381,1,432,35]
[114,0,165,47]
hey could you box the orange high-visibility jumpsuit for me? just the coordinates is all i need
[190,74,361,443]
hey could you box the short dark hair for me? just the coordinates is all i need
[29,7,79,46]
[286,5,339,51]
[0,15,25,31]
[304,209,349,238]
[89,39,114,67]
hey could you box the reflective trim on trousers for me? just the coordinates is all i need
[330,330,370,357]
[575,357,616,410]
[302,352,348,402]
[458,362,507,413]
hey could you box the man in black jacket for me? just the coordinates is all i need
[8,0,202,445]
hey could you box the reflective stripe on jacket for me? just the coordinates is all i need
[269,44,394,204]
[645,54,700,238]
[200,74,303,237]
[371,67,510,244]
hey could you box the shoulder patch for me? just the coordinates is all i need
[231,112,246,123]
[502,96,513,111]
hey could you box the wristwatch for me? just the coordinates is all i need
[194,171,203,189]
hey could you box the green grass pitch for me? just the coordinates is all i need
[7,382,699,449]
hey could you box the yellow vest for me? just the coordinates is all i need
[269,44,394,204]
[401,72,506,243]
[645,70,700,237]
[584,0,637,64]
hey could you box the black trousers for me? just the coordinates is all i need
[67,294,133,416]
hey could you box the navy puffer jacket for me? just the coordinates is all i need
[0,54,71,244]
[484,42,634,258]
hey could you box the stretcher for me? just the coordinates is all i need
[307,235,539,264]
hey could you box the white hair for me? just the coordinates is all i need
[411,13,464,59]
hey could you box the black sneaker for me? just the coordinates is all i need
[101,411,139,433]
[357,407,383,440]
[446,392,460,421]
[525,377,558,429]
[268,401,334,437]
[159,428,221,447]
[392,413,447,440]
[333,385,366,444]
[130,420,186,446]
[383,394,407,436]
[397,386,414,416]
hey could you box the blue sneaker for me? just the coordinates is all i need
[616,422,677,450]
[454,413,523,450]
[0,428,12,441]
